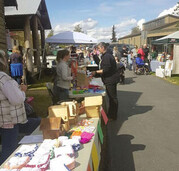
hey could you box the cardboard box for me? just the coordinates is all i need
[69,116,78,125]
[76,67,90,87]
[40,117,64,139]
[60,101,79,125]
[60,101,79,116]
[48,105,69,121]
[48,105,70,132]
[84,96,102,118]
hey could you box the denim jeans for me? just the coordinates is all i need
[55,86,69,103]
[0,118,41,165]
[12,76,22,85]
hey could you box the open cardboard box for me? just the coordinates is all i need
[84,95,102,118]
[60,101,79,125]
[48,105,70,131]
[40,117,64,139]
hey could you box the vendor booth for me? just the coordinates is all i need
[46,31,97,44]
[0,95,108,171]
[152,31,179,75]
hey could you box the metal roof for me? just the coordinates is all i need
[143,14,179,25]
[5,0,51,30]
[5,0,41,16]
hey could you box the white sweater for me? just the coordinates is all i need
[0,72,27,127]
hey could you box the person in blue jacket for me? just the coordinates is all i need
[135,53,144,66]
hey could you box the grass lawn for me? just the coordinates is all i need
[26,89,52,118]
[26,72,53,118]
[151,72,179,86]
[164,75,179,85]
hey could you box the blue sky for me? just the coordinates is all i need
[46,0,179,42]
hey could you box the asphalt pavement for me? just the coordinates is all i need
[105,70,179,171]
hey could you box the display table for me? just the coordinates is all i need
[69,90,106,99]
[150,60,165,72]
[0,115,101,171]
[69,77,106,99]
[86,64,99,71]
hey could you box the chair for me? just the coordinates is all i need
[46,82,58,104]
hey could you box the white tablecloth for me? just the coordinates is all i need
[150,60,165,72]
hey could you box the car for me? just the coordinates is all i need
[109,43,129,52]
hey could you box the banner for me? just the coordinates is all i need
[92,143,99,171]
[97,122,104,144]
[101,107,108,125]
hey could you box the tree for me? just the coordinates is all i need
[74,24,83,33]
[172,2,179,15]
[131,26,141,35]
[47,29,54,38]
[111,25,117,42]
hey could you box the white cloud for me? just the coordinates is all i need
[158,4,178,18]
[53,18,98,34]
[52,18,145,42]
[53,23,74,33]
[137,19,145,30]
[115,19,138,38]
[116,19,137,28]
[87,27,112,42]
[73,18,98,32]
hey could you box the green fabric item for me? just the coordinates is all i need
[97,122,104,144]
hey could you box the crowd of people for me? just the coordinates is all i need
[0,42,172,165]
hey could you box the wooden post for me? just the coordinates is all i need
[0,0,7,52]
[24,16,33,83]
[32,15,41,72]
[41,28,47,66]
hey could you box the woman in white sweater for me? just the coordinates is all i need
[0,50,40,164]
[54,49,73,102]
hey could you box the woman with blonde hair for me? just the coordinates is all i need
[113,46,121,62]
[10,46,23,84]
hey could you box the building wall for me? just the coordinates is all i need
[143,17,165,31]
[0,0,7,52]
[147,22,179,38]
[143,15,179,31]
[119,15,179,49]
[119,35,141,48]
[165,15,179,24]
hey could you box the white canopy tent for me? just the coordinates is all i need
[152,31,179,75]
[46,31,97,44]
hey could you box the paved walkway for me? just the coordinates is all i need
[106,70,179,171]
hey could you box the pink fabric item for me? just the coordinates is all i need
[26,97,34,105]
[137,48,145,61]
[80,132,94,144]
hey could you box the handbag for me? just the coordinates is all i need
[24,101,34,117]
